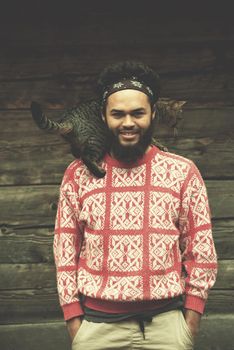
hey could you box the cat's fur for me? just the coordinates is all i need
[31,99,186,178]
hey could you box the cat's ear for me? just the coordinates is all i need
[172,100,186,110]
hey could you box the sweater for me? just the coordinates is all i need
[54,146,217,321]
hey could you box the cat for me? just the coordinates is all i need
[31,99,186,178]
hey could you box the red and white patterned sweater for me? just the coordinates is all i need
[54,146,217,321]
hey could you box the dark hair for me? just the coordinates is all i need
[97,61,161,110]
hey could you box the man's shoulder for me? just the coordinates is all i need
[154,148,194,170]
[65,159,84,172]
[151,148,200,189]
[62,159,87,183]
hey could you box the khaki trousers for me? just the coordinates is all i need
[72,310,194,350]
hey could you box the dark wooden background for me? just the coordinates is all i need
[0,2,234,349]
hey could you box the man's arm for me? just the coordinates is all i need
[184,309,201,338]
[54,163,84,321]
[179,162,218,320]
[67,317,82,342]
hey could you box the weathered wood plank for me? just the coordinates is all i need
[164,138,234,179]
[1,107,234,185]
[0,186,59,226]
[1,138,234,185]
[0,227,54,263]
[173,107,234,138]
[0,321,70,350]
[204,290,234,314]
[206,181,234,219]
[212,220,234,260]
[0,181,233,226]
[0,288,232,325]
[0,314,233,350]
[0,219,232,264]
[2,107,234,142]
[0,260,232,291]
[1,45,232,80]
[0,288,61,324]
[0,71,234,109]
[1,142,72,185]
[0,263,56,290]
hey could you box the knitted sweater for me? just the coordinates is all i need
[54,146,217,321]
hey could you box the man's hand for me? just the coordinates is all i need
[184,309,201,338]
[66,317,82,342]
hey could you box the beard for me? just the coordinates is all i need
[107,124,153,164]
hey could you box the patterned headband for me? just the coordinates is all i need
[102,77,155,104]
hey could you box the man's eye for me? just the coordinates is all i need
[134,112,144,117]
[112,113,124,118]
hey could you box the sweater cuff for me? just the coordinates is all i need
[62,302,84,321]
[184,295,206,314]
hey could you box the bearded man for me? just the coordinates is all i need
[54,61,217,350]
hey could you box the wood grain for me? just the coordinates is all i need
[1,45,232,80]
[0,219,232,264]
[0,71,234,109]
[1,138,234,185]
[1,107,234,140]
[1,107,234,185]
[0,260,231,291]
[0,181,233,226]
[0,6,233,347]
[0,289,233,325]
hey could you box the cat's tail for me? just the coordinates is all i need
[30,101,73,135]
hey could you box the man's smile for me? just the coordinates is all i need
[119,131,139,141]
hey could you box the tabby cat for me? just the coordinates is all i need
[31,99,185,178]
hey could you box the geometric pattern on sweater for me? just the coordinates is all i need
[108,235,143,271]
[110,192,144,230]
[150,271,184,299]
[83,232,104,271]
[189,174,211,227]
[188,267,218,299]
[78,267,103,298]
[53,147,217,315]
[75,163,107,193]
[79,193,106,230]
[101,276,143,300]
[149,234,177,270]
[193,230,217,263]
[59,182,79,228]
[57,270,78,305]
[62,180,80,209]
[149,192,180,230]
[112,165,146,187]
[53,233,77,267]
[151,153,190,192]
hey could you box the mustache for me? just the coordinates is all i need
[118,128,140,133]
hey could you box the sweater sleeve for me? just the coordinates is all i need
[53,162,84,320]
[179,162,218,314]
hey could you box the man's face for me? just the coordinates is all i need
[102,89,155,163]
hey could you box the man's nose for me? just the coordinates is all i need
[122,114,135,127]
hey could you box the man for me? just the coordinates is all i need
[54,61,217,349]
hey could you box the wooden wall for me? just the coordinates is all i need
[0,2,234,349]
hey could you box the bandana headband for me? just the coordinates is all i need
[102,77,154,105]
